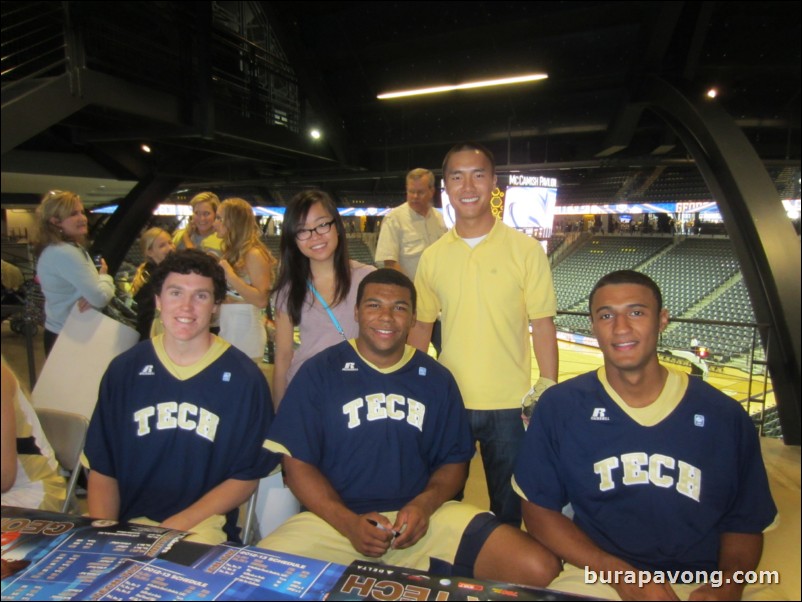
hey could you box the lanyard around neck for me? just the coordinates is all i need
[307,281,346,340]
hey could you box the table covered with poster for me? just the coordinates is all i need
[2,506,594,600]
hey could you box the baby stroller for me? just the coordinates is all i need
[1,258,44,336]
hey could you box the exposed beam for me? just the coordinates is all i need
[260,2,351,165]
[596,2,684,157]
[1,74,88,154]
[90,151,207,273]
[639,75,801,444]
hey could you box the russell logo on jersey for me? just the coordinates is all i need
[590,408,610,422]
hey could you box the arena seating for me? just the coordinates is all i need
[642,238,741,316]
[546,236,565,256]
[639,168,710,203]
[346,238,377,266]
[555,171,631,205]
[662,279,758,358]
[263,236,281,258]
[552,235,760,361]
[552,236,672,312]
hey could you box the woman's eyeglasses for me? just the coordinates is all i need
[295,219,335,241]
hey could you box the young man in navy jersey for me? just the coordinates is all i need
[259,268,559,587]
[85,249,278,544]
[513,270,777,600]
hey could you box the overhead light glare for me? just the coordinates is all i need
[310,129,322,140]
[378,73,548,100]
[141,144,152,153]
[706,88,718,99]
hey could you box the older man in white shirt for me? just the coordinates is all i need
[376,168,447,354]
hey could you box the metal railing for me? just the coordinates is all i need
[1,1,67,91]
[1,1,300,132]
[556,311,775,436]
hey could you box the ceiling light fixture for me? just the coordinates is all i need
[377,73,548,100]
[310,129,322,140]
[706,88,718,99]
[141,144,152,153]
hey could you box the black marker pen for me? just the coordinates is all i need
[366,519,401,538]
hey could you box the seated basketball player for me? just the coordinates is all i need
[84,250,278,544]
[259,268,560,587]
[513,270,777,600]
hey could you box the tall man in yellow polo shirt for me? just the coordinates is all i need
[409,142,558,526]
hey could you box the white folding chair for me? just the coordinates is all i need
[241,486,260,546]
[240,472,300,545]
[35,408,89,513]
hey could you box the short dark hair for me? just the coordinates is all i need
[442,141,496,176]
[357,268,417,313]
[150,249,226,304]
[589,270,663,316]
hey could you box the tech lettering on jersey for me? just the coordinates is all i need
[132,402,220,442]
[593,452,701,502]
[342,393,425,432]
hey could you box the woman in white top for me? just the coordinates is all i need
[1,357,65,511]
[271,190,375,405]
[214,197,276,360]
[35,190,115,355]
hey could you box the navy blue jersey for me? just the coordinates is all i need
[267,341,473,514]
[513,368,776,572]
[85,336,279,535]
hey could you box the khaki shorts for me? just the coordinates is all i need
[258,500,493,572]
[129,514,227,545]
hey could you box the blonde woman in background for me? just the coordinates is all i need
[1,357,65,511]
[173,191,223,257]
[130,227,175,340]
[214,198,276,360]
[35,190,115,355]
